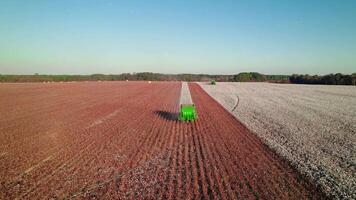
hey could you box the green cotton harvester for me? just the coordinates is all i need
[179,104,197,121]
[179,82,197,121]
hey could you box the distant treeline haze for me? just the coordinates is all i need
[0,72,355,85]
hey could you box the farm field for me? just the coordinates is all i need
[200,82,356,199]
[0,82,325,199]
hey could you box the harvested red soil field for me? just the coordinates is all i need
[0,82,324,199]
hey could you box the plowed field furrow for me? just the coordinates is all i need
[0,86,126,132]
[155,128,174,198]
[197,117,234,199]
[224,136,273,198]
[22,83,180,199]
[195,89,272,198]
[166,125,180,199]
[2,92,145,181]
[0,84,154,175]
[0,82,137,119]
[24,118,149,196]
[0,83,173,198]
[0,83,149,148]
[0,82,326,200]
[193,85,288,198]
[192,92,245,199]
[0,83,150,143]
[197,128,231,200]
[59,83,180,198]
[201,116,241,199]
[193,130,212,199]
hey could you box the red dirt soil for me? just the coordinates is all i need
[0,82,325,199]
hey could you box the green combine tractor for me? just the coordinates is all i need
[179,104,197,121]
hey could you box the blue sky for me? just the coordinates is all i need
[0,0,355,75]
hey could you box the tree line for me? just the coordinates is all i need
[0,72,290,83]
[232,72,290,83]
[289,73,356,85]
[0,72,355,85]
[0,73,224,82]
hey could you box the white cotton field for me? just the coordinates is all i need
[199,82,356,199]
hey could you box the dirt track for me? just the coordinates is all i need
[0,82,324,199]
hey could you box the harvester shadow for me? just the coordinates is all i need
[154,110,179,121]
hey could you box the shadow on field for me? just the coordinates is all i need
[154,110,178,121]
